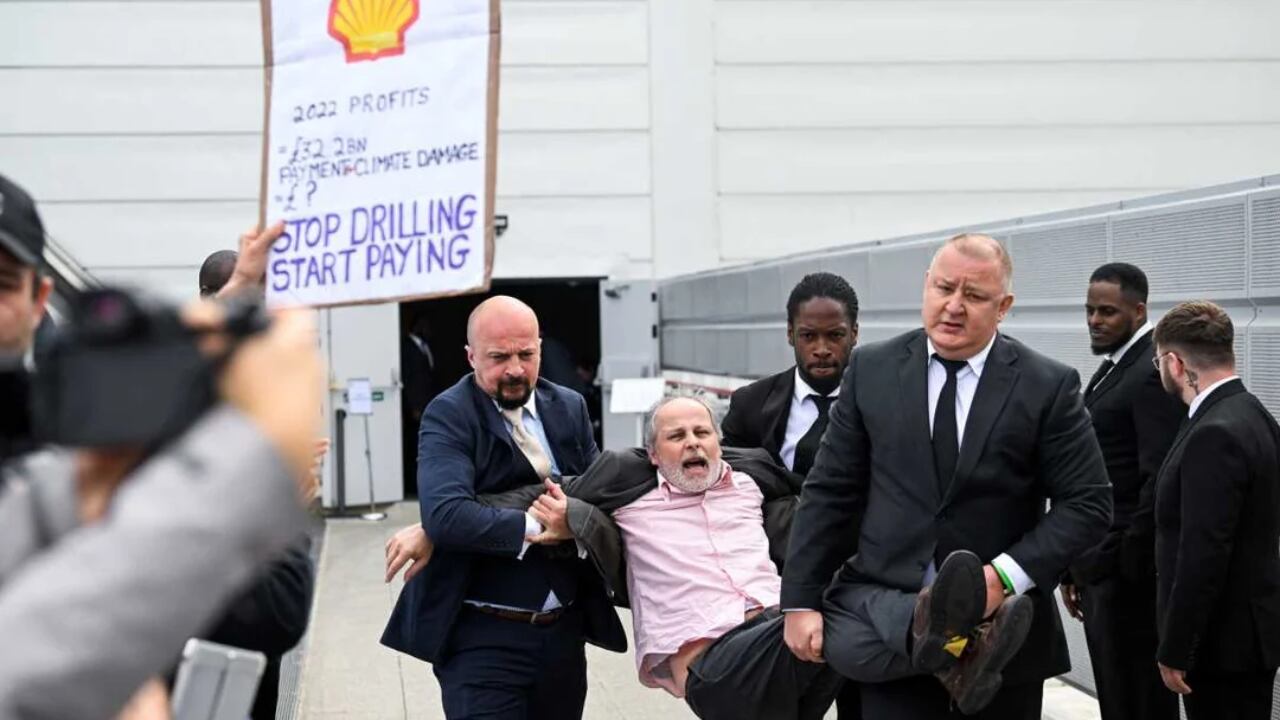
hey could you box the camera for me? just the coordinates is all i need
[28,287,269,449]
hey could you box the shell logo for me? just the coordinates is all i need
[327,0,420,63]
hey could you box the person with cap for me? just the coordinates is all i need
[0,173,54,462]
[0,172,324,719]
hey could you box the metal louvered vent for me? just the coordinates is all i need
[1251,329,1280,419]
[1112,203,1247,298]
[1251,195,1280,293]
[1009,223,1108,302]
[823,251,872,301]
[1000,328,1096,387]
[868,244,940,309]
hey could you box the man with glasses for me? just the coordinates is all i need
[1151,301,1280,719]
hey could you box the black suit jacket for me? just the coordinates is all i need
[201,540,314,720]
[1154,380,1280,673]
[380,375,625,664]
[1071,332,1186,586]
[722,368,797,465]
[782,330,1112,683]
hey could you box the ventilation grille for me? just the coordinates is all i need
[1009,223,1108,302]
[1250,195,1280,292]
[1112,203,1247,298]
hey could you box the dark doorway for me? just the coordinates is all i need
[398,278,604,498]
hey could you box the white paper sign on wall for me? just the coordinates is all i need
[259,0,499,308]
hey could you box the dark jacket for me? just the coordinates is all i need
[1154,379,1280,673]
[472,446,803,608]
[782,330,1112,684]
[381,375,622,664]
[200,539,314,720]
[1071,332,1185,586]
[722,368,797,466]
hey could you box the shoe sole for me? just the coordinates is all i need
[954,595,1034,715]
[912,550,985,672]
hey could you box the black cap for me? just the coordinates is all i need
[0,174,45,268]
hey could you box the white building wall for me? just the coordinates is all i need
[1,0,655,297]
[712,0,1280,264]
[2,1,1279,283]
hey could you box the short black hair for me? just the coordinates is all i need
[1090,262,1149,303]
[786,272,859,326]
[198,250,238,298]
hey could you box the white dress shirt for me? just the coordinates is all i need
[472,393,575,612]
[924,334,1034,596]
[780,369,841,471]
[1092,322,1153,389]
[1187,375,1241,418]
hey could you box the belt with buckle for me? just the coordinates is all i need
[467,604,566,626]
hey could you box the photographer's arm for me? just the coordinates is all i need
[0,308,321,719]
[0,407,308,720]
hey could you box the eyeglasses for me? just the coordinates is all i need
[1151,351,1176,371]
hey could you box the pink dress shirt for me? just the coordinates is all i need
[611,463,781,696]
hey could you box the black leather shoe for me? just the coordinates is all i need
[910,550,986,673]
[936,594,1035,715]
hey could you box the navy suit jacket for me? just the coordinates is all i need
[381,374,624,663]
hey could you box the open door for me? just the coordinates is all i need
[598,279,659,450]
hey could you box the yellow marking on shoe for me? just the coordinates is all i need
[944,636,969,658]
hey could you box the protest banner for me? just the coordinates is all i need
[259,0,499,307]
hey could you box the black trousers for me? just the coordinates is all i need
[835,683,863,719]
[1080,576,1178,720]
[1183,669,1277,720]
[432,606,587,720]
[685,608,844,720]
[860,676,1042,720]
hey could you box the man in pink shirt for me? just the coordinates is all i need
[383,395,842,719]
[610,396,841,719]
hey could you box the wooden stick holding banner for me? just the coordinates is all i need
[258,0,500,308]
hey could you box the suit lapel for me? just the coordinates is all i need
[471,376,515,449]
[762,369,795,458]
[534,381,575,469]
[1087,332,1152,407]
[898,332,939,504]
[1158,379,1245,477]
[947,335,1020,504]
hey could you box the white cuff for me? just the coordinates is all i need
[517,512,542,560]
[992,554,1035,595]
[573,537,588,560]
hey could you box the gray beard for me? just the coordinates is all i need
[661,459,724,494]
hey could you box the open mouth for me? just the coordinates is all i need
[681,457,709,473]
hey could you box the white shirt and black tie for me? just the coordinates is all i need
[925,334,1034,595]
[781,369,841,476]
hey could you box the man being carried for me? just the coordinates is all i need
[385,396,842,720]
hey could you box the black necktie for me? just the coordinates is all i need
[1085,358,1115,397]
[792,395,836,477]
[932,357,968,497]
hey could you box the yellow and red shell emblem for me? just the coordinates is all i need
[327,0,420,63]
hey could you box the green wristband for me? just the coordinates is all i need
[993,564,1015,596]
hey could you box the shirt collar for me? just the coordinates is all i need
[1105,322,1153,364]
[1188,375,1240,418]
[793,368,840,403]
[655,461,738,496]
[492,389,539,420]
[925,332,998,377]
